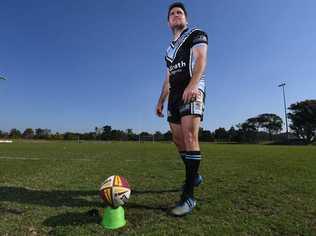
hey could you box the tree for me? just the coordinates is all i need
[154,131,164,141]
[257,113,283,140]
[110,129,124,140]
[52,132,64,140]
[22,128,34,139]
[80,132,96,140]
[236,114,282,142]
[64,132,79,140]
[227,126,238,142]
[0,131,8,139]
[101,125,112,140]
[214,127,228,141]
[236,121,258,143]
[95,126,102,140]
[9,129,21,139]
[35,128,51,139]
[163,130,172,141]
[246,117,260,131]
[199,129,214,142]
[125,129,138,141]
[126,129,136,140]
[288,99,316,144]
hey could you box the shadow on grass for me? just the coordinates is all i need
[42,203,171,227]
[0,205,26,215]
[127,202,169,211]
[264,140,307,145]
[0,186,181,208]
[1,186,179,227]
[43,211,100,227]
[132,188,180,195]
[0,186,101,208]
[43,202,172,227]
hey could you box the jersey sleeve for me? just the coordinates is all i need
[191,30,208,48]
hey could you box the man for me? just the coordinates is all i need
[156,2,208,216]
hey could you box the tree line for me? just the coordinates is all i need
[1,99,315,144]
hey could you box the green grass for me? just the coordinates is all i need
[0,141,316,235]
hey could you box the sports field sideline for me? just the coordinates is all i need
[0,141,315,235]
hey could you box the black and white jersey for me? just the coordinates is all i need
[165,28,208,96]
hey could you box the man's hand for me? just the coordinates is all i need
[182,84,199,104]
[156,102,164,117]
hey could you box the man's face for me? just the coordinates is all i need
[168,7,187,30]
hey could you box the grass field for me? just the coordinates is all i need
[0,141,316,235]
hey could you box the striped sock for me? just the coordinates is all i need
[184,151,201,198]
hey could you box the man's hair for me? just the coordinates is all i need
[168,2,187,20]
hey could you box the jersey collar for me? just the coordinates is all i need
[172,27,189,45]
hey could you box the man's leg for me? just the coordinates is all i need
[170,115,202,216]
[181,115,202,199]
[181,115,200,151]
[169,123,186,164]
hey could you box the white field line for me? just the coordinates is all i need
[0,156,92,161]
[0,140,13,143]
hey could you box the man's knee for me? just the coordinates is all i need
[183,131,199,147]
[181,116,201,147]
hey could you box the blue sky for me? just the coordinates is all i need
[1,0,315,133]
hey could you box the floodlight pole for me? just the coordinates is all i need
[278,82,289,139]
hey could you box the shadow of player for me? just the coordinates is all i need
[1,186,188,227]
[0,186,101,208]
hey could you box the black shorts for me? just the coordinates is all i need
[167,90,205,124]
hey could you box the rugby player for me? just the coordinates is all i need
[155,2,208,216]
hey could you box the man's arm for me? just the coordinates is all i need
[156,70,170,117]
[182,44,207,103]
